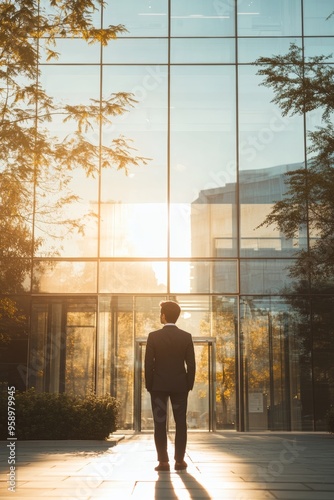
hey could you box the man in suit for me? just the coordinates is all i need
[145,300,196,472]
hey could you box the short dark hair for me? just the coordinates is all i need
[160,300,181,323]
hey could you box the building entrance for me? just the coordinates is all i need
[134,337,216,432]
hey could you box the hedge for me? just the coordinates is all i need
[0,389,120,440]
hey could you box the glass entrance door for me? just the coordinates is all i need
[134,337,216,432]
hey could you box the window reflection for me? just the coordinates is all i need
[238,37,301,64]
[171,0,235,36]
[171,38,235,64]
[237,0,301,36]
[104,0,168,36]
[100,203,167,257]
[240,259,294,294]
[170,260,237,294]
[238,65,304,172]
[99,261,167,293]
[32,261,97,293]
[241,297,312,431]
[303,0,334,36]
[103,39,168,63]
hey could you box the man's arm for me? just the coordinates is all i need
[144,333,155,392]
[185,338,196,391]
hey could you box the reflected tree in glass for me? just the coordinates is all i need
[254,37,334,426]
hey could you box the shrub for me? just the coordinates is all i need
[0,389,120,440]
[327,406,334,434]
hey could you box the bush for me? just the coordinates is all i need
[327,406,334,434]
[0,389,120,440]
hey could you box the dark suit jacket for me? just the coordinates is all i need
[144,324,196,393]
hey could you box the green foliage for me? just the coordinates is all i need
[0,389,120,439]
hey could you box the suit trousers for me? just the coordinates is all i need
[150,390,189,463]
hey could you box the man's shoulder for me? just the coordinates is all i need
[148,326,193,337]
[164,325,193,338]
[147,328,163,338]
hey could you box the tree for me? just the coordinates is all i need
[254,42,334,289]
[1,1,149,258]
[0,0,149,383]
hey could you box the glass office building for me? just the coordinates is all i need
[3,0,334,431]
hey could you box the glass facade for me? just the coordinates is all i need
[2,0,334,432]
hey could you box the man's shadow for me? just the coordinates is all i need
[155,472,178,499]
[154,470,211,499]
[176,471,212,499]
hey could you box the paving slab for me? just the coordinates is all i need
[1,431,334,499]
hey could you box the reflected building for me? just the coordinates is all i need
[2,1,334,432]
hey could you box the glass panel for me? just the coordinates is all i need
[312,295,334,430]
[97,296,133,422]
[171,38,235,64]
[213,296,237,429]
[171,0,235,36]
[104,0,168,36]
[241,297,313,431]
[104,39,168,63]
[170,65,236,257]
[134,296,165,337]
[40,0,101,26]
[39,65,100,141]
[32,260,97,293]
[100,203,167,257]
[65,301,96,395]
[240,259,294,294]
[101,65,168,257]
[303,0,334,36]
[112,297,134,429]
[99,261,167,293]
[34,169,99,258]
[170,260,237,294]
[0,296,29,391]
[238,65,304,171]
[97,297,112,395]
[238,64,306,254]
[40,38,100,64]
[28,303,48,391]
[141,343,153,430]
[239,166,307,258]
[238,37,301,64]
[48,303,63,393]
[237,0,301,36]
[36,66,100,257]
[189,191,238,259]
[304,37,334,61]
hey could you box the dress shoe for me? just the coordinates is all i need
[175,460,187,470]
[154,462,170,471]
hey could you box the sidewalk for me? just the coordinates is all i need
[1,431,334,499]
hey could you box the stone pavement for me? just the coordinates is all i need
[1,431,334,499]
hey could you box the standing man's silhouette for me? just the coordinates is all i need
[145,300,196,471]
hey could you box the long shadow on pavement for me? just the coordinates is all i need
[155,472,179,499]
[176,471,212,499]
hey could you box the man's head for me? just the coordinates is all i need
[160,300,181,324]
